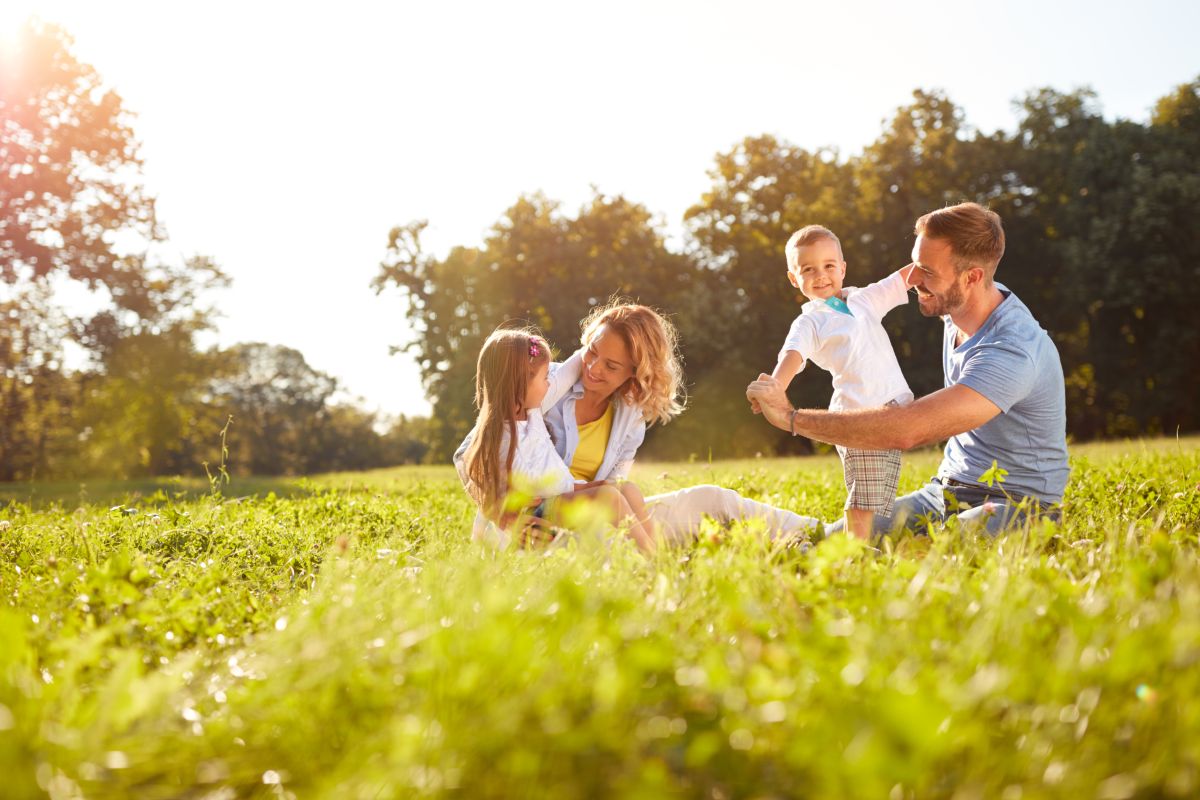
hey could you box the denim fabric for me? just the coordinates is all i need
[543,379,645,482]
[826,476,1061,538]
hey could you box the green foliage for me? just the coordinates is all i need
[374,192,706,460]
[1,439,1198,798]
[383,80,1200,461]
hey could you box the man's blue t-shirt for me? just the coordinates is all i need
[939,284,1069,503]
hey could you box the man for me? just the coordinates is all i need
[746,202,1069,535]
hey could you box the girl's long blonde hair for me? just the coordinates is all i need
[579,300,685,426]
[464,327,552,517]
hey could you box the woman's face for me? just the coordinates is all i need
[582,325,634,400]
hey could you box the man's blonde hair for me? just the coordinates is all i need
[784,225,843,271]
[579,300,685,426]
[914,202,1006,277]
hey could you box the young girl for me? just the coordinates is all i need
[457,327,657,552]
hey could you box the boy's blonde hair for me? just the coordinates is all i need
[579,300,685,426]
[785,225,844,270]
[464,327,552,517]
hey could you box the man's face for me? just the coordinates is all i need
[787,237,847,302]
[908,234,967,317]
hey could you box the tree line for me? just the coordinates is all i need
[1,21,429,480]
[377,83,1200,462]
[5,20,1198,480]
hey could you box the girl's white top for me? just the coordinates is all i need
[453,351,583,547]
[779,270,914,411]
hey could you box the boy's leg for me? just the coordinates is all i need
[845,508,875,540]
[839,447,903,540]
[825,479,947,538]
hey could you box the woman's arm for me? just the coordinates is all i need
[541,348,584,413]
[609,419,646,481]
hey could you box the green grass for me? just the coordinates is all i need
[2,438,1199,798]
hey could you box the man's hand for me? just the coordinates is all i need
[746,373,794,433]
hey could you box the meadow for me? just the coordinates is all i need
[2,438,1199,799]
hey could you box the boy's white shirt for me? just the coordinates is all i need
[453,350,584,548]
[779,270,914,411]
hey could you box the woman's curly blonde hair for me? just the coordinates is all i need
[579,300,686,426]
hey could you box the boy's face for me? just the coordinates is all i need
[788,237,847,301]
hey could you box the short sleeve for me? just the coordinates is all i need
[779,315,819,363]
[956,343,1037,413]
[849,270,909,321]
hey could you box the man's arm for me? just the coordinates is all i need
[746,374,1001,451]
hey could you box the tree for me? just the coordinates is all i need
[210,343,338,476]
[375,190,702,460]
[75,327,226,478]
[1,20,226,478]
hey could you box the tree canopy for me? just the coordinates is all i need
[381,79,1200,461]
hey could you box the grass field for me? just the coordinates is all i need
[2,438,1199,799]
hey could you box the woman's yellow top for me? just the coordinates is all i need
[569,402,614,482]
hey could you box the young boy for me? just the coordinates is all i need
[769,225,913,539]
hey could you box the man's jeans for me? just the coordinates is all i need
[827,476,1061,538]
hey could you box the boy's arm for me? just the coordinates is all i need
[855,264,918,319]
[771,350,805,389]
[752,350,804,414]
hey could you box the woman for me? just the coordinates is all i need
[545,300,818,546]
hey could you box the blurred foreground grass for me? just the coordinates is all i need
[1,437,1199,798]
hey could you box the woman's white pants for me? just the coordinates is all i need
[645,484,819,546]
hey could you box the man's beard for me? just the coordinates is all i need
[916,280,966,317]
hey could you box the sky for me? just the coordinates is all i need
[3,0,1197,418]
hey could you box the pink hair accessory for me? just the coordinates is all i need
[528,341,541,358]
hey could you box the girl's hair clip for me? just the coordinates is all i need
[528,341,541,359]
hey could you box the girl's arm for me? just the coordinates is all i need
[541,348,584,412]
[452,426,482,502]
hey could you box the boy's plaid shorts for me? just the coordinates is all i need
[836,446,902,516]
